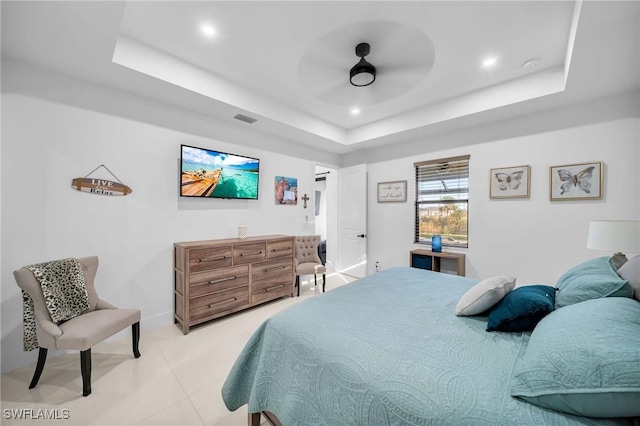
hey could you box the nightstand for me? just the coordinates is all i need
[410,249,465,276]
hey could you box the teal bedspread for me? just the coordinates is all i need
[222,267,628,425]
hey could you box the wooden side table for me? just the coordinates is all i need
[410,249,465,276]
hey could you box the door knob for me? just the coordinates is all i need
[357,234,366,238]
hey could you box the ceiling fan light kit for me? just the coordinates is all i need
[350,42,376,87]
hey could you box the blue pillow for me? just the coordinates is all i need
[511,297,640,418]
[486,285,555,332]
[555,256,631,308]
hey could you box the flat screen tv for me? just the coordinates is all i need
[180,144,260,199]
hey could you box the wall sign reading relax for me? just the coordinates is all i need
[71,165,132,196]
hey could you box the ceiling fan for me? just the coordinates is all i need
[297,21,435,106]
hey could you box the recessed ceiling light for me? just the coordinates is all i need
[350,107,361,115]
[201,25,216,37]
[482,57,497,68]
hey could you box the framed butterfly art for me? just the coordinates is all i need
[490,165,530,199]
[549,161,603,201]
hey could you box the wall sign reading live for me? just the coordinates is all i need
[71,164,132,196]
[71,178,132,196]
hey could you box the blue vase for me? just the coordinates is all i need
[432,235,442,252]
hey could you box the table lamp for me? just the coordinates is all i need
[587,220,640,268]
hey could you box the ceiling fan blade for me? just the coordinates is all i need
[377,63,432,77]
[309,79,348,96]
[367,29,419,58]
[313,82,353,102]
[299,45,348,70]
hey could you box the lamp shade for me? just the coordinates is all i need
[587,220,640,254]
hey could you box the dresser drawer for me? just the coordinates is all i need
[266,239,293,260]
[252,278,292,304]
[233,242,266,265]
[252,257,293,282]
[189,265,249,298]
[189,246,232,272]
[190,285,249,321]
[252,273,293,294]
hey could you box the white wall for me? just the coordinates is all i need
[0,93,321,372]
[366,116,640,285]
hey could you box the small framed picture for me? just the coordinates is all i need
[377,180,407,203]
[549,161,603,201]
[489,165,530,199]
[275,176,298,205]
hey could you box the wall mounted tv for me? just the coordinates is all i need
[180,144,260,199]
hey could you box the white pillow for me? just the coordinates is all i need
[455,276,516,316]
[617,255,640,301]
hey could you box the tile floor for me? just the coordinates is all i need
[1,274,356,426]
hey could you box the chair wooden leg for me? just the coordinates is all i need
[322,274,326,292]
[314,275,317,288]
[132,322,141,358]
[296,276,300,297]
[249,412,261,426]
[29,347,48,389]
[80,349,92,397]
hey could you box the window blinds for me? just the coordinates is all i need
[415,155,470,202]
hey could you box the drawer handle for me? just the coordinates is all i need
[198,256,227,263]
[263,283,287,292]
[240,251,263,256]
[270,247,291,252]
[207,297,237,308]
[264,265,286,272]
[207,276,237,285]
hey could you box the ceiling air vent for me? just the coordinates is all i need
[233,114,257,124]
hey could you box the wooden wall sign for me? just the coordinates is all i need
[71,178,132,196]
[71,165,132,196]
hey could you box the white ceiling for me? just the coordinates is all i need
[2,1,639,155]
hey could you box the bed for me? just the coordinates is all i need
[222,263,640,425]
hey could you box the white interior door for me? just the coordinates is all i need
[337,163,367,278]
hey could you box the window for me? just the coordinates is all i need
[414,155,469,248]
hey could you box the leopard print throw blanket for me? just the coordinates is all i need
[22,258,91,351]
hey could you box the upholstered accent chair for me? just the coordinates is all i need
[14,256,141,396]
[293,235,326,297]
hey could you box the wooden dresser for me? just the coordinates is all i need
[174,235,295,334]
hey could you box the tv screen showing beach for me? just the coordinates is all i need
[180,145,260,199]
